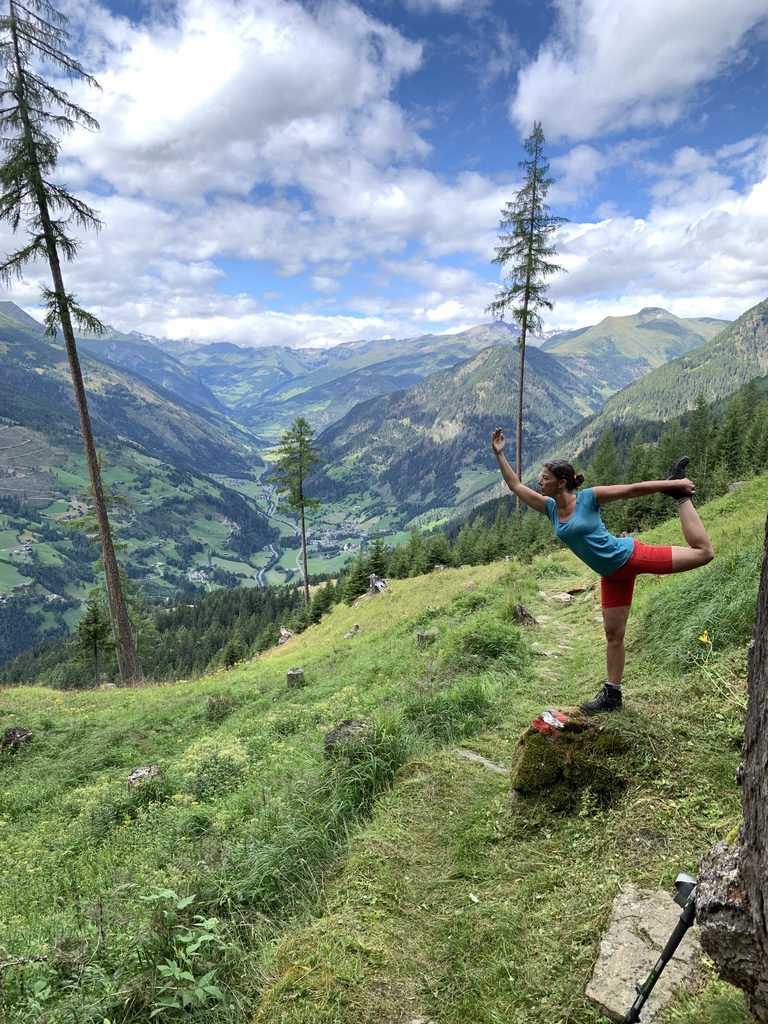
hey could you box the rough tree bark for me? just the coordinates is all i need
[697,513,768,1020]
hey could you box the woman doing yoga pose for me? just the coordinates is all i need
[491,427,715,713]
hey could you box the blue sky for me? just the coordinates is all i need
[4,0,768,347]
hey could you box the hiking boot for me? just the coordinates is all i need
[664,455,690,501]
[580,684,623,715]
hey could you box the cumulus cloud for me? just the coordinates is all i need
[403,0,488,14]
[544,142,768,328]
[512,0,768,141]
[4,0,768,350]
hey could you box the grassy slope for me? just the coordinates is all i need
[0,475,765,1023]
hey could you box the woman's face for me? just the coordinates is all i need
[538,467,560,496]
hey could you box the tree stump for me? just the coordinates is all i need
[287,668,305,688]
[418,629,439,646]
[1,727,32,753]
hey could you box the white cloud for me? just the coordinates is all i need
[153,309,405,348]
[63,0,424,203]
[512,0,768,141]
[403,0,487,14]
[4,0,768,352]
[544,144,768,328]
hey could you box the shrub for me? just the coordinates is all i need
[172,736,250,801]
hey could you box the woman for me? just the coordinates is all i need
[491,427,715,713]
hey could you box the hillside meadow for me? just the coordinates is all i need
[0,473,766,1023]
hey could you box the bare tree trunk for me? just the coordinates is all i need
[41,222,144,684]
[697,513,768,1020]
[515,322,527,515]
[300,503,310,607]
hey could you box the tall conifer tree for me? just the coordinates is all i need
[266,417,323,606]
[0,0,144,682]
[487,122,567,501]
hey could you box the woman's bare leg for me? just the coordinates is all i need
[602,605,631,687]
[670,500,715,572]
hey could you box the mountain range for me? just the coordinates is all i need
[97,309,726,440]
[3,293,766,665]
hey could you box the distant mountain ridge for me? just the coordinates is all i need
[3,302,730,445]
[77,330,225,414]
[541,306,729,395]
[313,342,604,519]
[175,322,522,436]
[561,297,768,458]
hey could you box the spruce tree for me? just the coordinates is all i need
[69,598,111,687]
[366,531,389,578]
[0,0,144,683]
[685,393,714,497]
[486,122,567,498]
[266,417,324,606]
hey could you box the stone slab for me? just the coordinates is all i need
[585,885,703,1023]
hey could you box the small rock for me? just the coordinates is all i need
[512,603,538,626]
[1,727,32,752]
[453,748,509,775]
[127,765,161,791]
[323,719,372,760]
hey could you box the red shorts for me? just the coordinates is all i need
[600,540,674,609]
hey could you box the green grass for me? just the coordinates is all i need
[0,560,31,591]
[0,527,21,550]
[0,478,764,1022]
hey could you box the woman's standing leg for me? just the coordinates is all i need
[603,604,631,686]
[579,604,631,714]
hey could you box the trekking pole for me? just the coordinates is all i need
[623,874,697,1024]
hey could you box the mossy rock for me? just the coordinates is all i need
[509,711,629,810]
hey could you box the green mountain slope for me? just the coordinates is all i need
[0,315,282,662]
[541,306,729,394]
[75,329,225,414]
[314,343,604,519]
[562,297,768,454]
[0,308,258,476]
[0,475,761,1024]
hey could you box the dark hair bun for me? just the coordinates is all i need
[574,473,585,487]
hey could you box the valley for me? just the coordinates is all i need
[3,294,767,666]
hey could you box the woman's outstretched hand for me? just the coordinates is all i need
[492,427,505,455]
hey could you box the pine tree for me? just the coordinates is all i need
[685,393,714,497]
[366,531,389,578]
[266,417,324,606]
[715,395,747,480]
[588,427,621,485]
[0,0,144,683]
[342,550,369,604]
[486,121,567,496]
[68,598,111,687]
